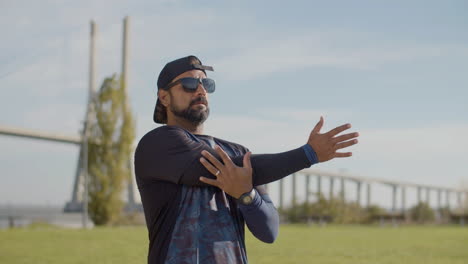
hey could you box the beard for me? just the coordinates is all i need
[170,96,210,126]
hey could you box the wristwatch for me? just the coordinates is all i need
[238,189,256,205]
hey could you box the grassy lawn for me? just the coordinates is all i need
[1,224,467,263]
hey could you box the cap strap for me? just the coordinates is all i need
[193,64,214,71]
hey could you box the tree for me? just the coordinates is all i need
[87,74,135,225]
[281,194,369,224]
[409,202,435,223]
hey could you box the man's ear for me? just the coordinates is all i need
[158,90,170,107]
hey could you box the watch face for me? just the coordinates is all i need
[242,195,253,205]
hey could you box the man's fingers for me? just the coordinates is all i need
[311,116,324,134]
[199,176,220,187]
[334,139,358,150]
[200,157,221,177]
[332,132,359,144]
[201,150,224,170]
[334,152,353,158]
[327,123,351,137]
[243,151,252,169]
[214,145,234,167]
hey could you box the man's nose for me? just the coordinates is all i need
[195,81,207,96]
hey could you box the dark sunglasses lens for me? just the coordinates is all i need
[202,78,215,93]
[180,78,199,92]
[179,78,215,93]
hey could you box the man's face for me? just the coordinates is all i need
[162,69,210,125]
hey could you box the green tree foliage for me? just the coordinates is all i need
[282,194,387,224]
[409,202,435,223]
[87,74,135,226]
[363,205,387,224]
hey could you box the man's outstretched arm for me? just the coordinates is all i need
[134,117,358,186]
[200,116,358,187]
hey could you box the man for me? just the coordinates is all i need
[134,55,359,264]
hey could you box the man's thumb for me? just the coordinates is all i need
[243,151,252,169]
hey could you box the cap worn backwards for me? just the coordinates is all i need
[153,55,214,124]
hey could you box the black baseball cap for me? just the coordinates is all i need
[154,55,214,124]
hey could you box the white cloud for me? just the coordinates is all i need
[215,35,468,80]
[256,107,355,123]
[3,1,467,122]
[21,103,85,134]
[359,124,468,160]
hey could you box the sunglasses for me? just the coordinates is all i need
[164,77,216,93]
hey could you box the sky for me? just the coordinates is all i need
[1,0,467,209]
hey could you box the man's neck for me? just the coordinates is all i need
[167,117,204,135]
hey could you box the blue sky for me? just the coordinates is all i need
[1,0,467,208]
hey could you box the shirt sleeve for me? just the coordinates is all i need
[134,126,216,185]
[134,126,318,187]
[238,185,279,243]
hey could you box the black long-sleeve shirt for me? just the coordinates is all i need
[134,125,315,264]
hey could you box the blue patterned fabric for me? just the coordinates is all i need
[164,135,248,264]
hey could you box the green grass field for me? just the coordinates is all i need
[1,225,467,264]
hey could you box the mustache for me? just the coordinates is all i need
[190,97,208,106]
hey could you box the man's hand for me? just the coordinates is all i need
[199,146,253,199]
[308,116,359,162]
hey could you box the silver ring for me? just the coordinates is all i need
[215,170,220,176]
